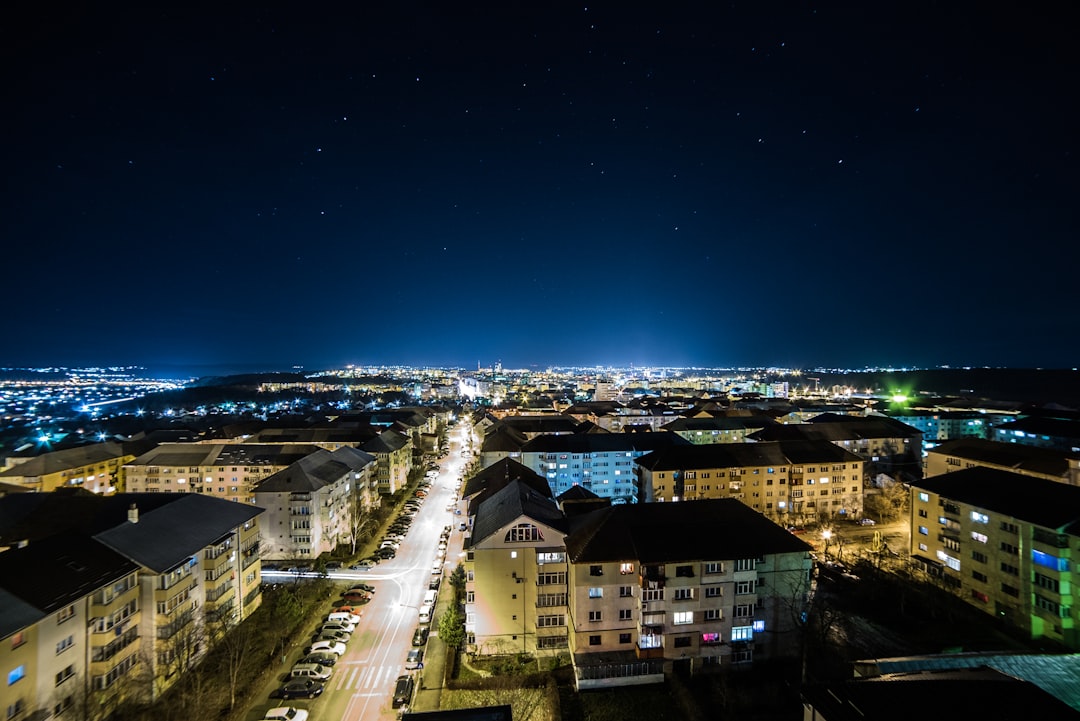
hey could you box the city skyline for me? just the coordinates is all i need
[5,3,1077,371]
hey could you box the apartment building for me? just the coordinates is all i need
[0,492,264,709]
[925,438,1080,486]
[519,431,690,504]
[122,443,322,504]
[909,467,1080,649]
[0,535,141,721]
[636,441,866,525]
[660,415,777,445]
[253,446,377,561]
[464,485,812,687]
[0,440,154,494]
[992,416,1080,453]
[748,414,922,482]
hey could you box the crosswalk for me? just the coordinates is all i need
[332,662,403,693]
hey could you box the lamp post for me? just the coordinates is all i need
[822,529,833,560]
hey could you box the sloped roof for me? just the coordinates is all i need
[498,415,580,434]
[803,666,1080,720]
[361,429,408,453]
[852,652,1080,712]
[635,440,862,471]
[462,458,552,517]
[468,480,567,547]
[994,416,1080,439]
[480,425,529,453]
[520,431,691,454]
[927,438,1072,478]
[565,498,810,563]
[661,416,777,432]
[0,441,134,478]
[0,533,139,617]
[915,467,1080,531]
[94,494,263,573]
[0,588,43,641]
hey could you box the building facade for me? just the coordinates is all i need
[909,467,1080,649]
[636,441,866,525]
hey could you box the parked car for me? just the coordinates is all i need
[335,605,366,617]
[263,707,309,721]
[375,547,397,560]
[431,561,443,575]
[290,662,333,681]
[350,559,377,571]
[305,640,346,656]
[320,620,355,634]
[325,561,342,570]
[412,626,429,646]
[392,675,415,708]
[428,577,441,591]
[328,611,361,625]
[341,591,370,604]
[348,583,375,594]
[272,679,324,700]
[405,648,424,670]
[298,652,337,667]
[311,629,349,644]
[857,518,876,525]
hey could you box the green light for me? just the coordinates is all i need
[891,393,908,403]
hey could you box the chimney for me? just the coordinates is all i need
[128,503,139,524]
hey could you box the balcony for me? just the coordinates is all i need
[640,566,665,589]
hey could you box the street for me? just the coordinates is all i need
[251,424,472,721]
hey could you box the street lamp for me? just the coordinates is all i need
[822,529,833,560]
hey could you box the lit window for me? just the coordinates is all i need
[673,611,693,625]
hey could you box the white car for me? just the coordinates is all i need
[431,561,443,575]
[264,707,309,721]
[306,640,347,656]
[321,621,355,634]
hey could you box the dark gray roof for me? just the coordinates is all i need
[0,588,43,641]
[255,445,375,493]
[749,415,922,442]
[803,666,1080,720]
[468,480,567,548]
[914,467,1080,530]
[94,494,263,573]
[0,441,133,478]
[498,415,580,434]
[520,431,691,454]
[928,438,1072,477]
[0,533,139,618]
[635,440,862,471]
[565,498,810,563]
[480,425,529,453]
[661,416,777,432]
[994,416,1080,439]
[852,652,1080,711]
[361,429,408,454]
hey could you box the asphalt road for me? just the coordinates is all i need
[252,424,472,721]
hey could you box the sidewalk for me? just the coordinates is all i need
[411,581,450,712]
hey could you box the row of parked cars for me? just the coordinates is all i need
[269,588,373,700]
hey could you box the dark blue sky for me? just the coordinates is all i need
[5,3,1077,371]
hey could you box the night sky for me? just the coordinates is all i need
[5,3,1077,372]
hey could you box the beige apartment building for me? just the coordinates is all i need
[0,441,153,494]
[464,483,812,687]
[635,441,866,525]
[910,467,1080,650]
[253,446,377,561]
[122,443,322,504]
[0,492,264,715]
[924,438,1080,486]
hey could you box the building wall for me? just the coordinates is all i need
[643,460,865,524]
[123,459,281,504]
[909,487,1078,649]
[522,450,639,503]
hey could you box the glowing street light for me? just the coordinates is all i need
[822,529,833,559]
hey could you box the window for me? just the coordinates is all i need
[588,587,603,599]
[971,532,988,544]
[588,611,602,622]
[704,608,722,621]
[735,604,753,618]
[56,635,74,654]
[619,633,632,644]
[536,614,565,627]
[918,492,929,502]
[972,550,987,563]
[735,558,755,571]
[7,665,25,686]
[704,586,722,598]
[619,562,634,575]
[673,636,692,648]
[55,664,75,686]
[1000,562,1019,576]
[673,588,694,601]
[589,635,602,646]
[619,609,632,621]
[9,633,25,650]
[57,605,76,624]
[731,626,753,641]
[735,580,755,594]
[590,565,603,577]
[619,585,633,597]
[703,562,724,574]
[675,565,694,577]
[673,611,693,625]
[702,632,721,644]
[505,523,543,542]
[918,526,929,536]
[972,571,988,583]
